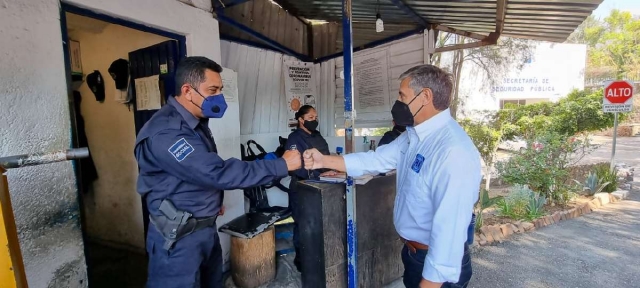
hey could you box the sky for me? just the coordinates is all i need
[592,0,640,18]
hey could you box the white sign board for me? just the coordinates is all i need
[354,50,391,113]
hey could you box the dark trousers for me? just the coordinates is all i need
[401,243,472,288]
[288,184,302,268]
[146,224,222,288]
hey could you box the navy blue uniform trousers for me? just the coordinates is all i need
[146,225,222,288]
[401,243,472,288]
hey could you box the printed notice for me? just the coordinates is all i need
[354,50,390,113]
[221,67,238,102]
[135,75,162,110]
[283,61,317,128]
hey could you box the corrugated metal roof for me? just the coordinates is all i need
[271,0,602,43]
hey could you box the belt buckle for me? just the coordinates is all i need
[402,238,417,253]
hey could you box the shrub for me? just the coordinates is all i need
[573,171,611,196]
[594,164,618,193]
[496,132,596,205]
[497,185,535,220]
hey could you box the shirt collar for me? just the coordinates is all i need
[168,96,201,129]
[409,108,452,141]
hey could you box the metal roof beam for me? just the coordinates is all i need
[495,0,507,34]
[435,40,494,53]
[388,0,430,28]
[214,0,252,9]
[433,25,487,41]
[215,9,311,61]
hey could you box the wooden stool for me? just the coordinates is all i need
[230,226,276,288]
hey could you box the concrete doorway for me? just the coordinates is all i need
[61,6,185,287]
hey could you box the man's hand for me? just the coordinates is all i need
[282,149,302,171]
[303,149,325,170]
[218,206,225,216]
[320,170,345,177]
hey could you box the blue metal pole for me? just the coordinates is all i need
[342,0,357,287]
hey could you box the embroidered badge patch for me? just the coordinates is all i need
[168,138,194,162]
[411,154,425,173]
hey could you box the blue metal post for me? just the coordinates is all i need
[342,0,357,287]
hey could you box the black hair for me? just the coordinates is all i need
[295,105,315,121]
[175,56,223,96]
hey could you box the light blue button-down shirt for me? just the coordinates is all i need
[343,109,481,283]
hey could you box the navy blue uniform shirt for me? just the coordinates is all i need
[135,96,288,218]
[285,128,330,180]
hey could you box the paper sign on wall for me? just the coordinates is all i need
[283,61,317,128]
[354,49,391,113]
[221,67,238,103]
[135,75,162,110]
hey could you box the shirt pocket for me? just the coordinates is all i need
[402,174,429,203]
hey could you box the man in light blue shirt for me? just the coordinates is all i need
[303,65,481,288]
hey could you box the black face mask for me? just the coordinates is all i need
[391,91,424,127]
[303,120,319,131]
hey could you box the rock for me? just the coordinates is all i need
[500,224,513,237]
[478,233,487,242]
[553,212,562,222]
[490,226,504,243]
[516,222,527,232]
[594,193,611,205]
[582,204,591,214]
[545,216,553,225]
[534,219,542,228]
[612,190,629,200]
[522,222,534,231]
[510,223,521,233]
[571,208,580,218]
[479,240,488,246]
[588,201,598,210]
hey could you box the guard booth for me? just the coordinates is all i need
[207,0,600,287]
[0,0,600,287]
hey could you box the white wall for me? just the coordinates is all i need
[0,0,223,286]
[69,16,170,249]
[220,40,336,137]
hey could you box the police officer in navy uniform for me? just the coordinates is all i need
[135,56,301,288]
[378,120,407,146]
[284,105,330,272]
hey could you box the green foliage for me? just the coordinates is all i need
[474,189,503,231]
[594,164,619,193]
[568,10,640,79]
[496,132,596,205]
[573,171,611,196]
[496,88,627,140]
[369,127,391,137]
[459,119,503,166]
[497,185,546,221]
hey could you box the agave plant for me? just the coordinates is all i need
[526,193,546,220]
[474,188,503,231]
[573,172,610,196]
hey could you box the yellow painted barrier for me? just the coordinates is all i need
[0,167,28,288]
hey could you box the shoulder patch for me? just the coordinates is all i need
[168,138,195,162]
[411,154,425,173]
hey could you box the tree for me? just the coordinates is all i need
[432,34,536,118]
[568,10,640,80]
[459,118,503,191]
[495,88,627,139]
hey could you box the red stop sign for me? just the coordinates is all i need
[604,81,634,104]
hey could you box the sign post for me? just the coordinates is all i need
[603,80,635,171]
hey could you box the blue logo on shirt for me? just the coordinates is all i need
[411,154,425,173]
[168,138,194,162]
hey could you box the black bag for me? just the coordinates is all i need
[240,140,290,213]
